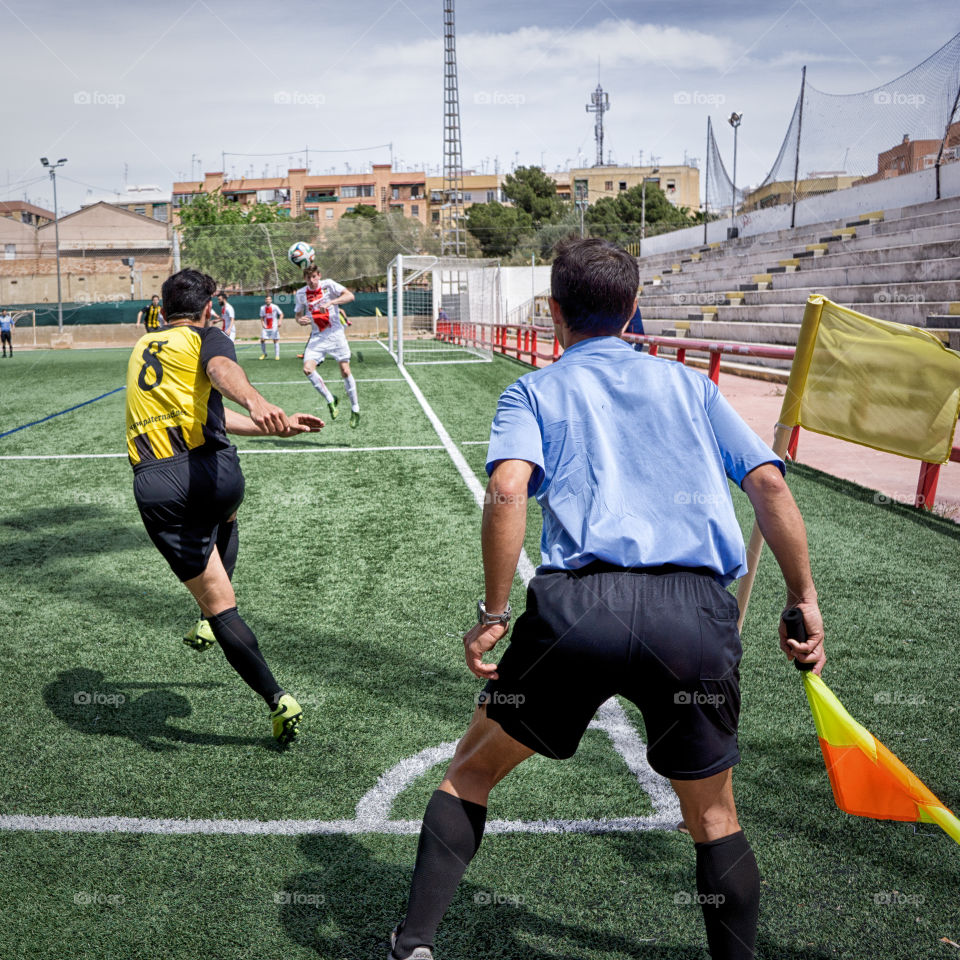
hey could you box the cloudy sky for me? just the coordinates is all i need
[2,0,957,213]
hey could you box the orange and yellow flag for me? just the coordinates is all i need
[781,295,960,463]
[803,672,960,845]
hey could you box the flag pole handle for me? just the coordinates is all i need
[782,608,814,671]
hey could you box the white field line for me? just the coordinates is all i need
[0,445,446,462]
[250,378,405,384]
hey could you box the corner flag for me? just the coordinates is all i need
[803,672,960,845]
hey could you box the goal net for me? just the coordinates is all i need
[386,255,501,365]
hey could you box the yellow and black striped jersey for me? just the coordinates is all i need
[125,324,235,467]
[143,303,164,331]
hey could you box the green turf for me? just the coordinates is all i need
[0,342,958,959]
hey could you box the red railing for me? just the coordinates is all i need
[436,320,957,512]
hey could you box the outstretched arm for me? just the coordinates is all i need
[207,356,290,434]
[224,407,324,437]
[741,462,825,673]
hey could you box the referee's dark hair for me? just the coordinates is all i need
[161,269,218,321]
[551,237,639,335]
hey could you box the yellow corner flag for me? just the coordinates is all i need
[804,672,960,845]
[375,307,383,317]
[782,295,960,463]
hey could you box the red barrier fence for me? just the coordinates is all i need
[436,321,957,512]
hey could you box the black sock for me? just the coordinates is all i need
[216,519,239,581]
[207,607,283,707]
[394,790,487,958]
[695,830,760,960]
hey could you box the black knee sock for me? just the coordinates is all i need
[695,830,760,960]
[217,519,240,581]
[394,790,487,958]
[207,607,283,708]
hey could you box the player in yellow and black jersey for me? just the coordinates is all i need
[137,294,164,331]
[126,268,325,745]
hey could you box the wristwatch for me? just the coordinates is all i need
[477,599,512,627]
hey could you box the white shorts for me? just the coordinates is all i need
[261,328,279,340]
[304,329,350,364]
[226,327,236,342]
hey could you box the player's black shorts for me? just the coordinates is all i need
[482,562,742,780]
[1,331,10,344]
[133,446,245,582]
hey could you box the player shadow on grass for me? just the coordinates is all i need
[278,834,839,960]
[42,668,262,752]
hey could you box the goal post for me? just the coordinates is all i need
[387,255,501,366]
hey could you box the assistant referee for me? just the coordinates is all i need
[388,238,825,960]
[125,268,324,745]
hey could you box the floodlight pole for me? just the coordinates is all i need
[728,113,742,237]
[790,67,806,228]
[41,157,68,333]
[703,118,710,245]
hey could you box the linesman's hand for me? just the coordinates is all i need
[463,621,509,680]
[779,599,826,675]
[279,413,325,436]
[248,397,290,435]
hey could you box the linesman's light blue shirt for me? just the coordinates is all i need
[485,336,784,585]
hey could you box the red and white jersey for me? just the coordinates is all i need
[260,303,282,330]
[295,279,347,336]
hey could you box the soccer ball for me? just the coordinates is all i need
[288,241,315,268]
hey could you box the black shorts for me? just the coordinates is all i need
[482,562,742,780]
[133,446,245,582]
[1,331,10,344]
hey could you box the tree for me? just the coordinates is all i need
[584,182,697,246]
[501,166,566,225]
[464,202,534,257]
[177,191,313,292]
[340,203,382,222]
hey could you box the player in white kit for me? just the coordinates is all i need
[211,292,236,341]
[296,265,359,428]
[259,295,284,360]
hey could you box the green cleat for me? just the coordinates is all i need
[349,409,360,429]
[270,694,303,745]
[183,618,216,652]
[327,395,339,420]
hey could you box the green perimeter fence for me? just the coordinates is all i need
[7,291,431,326]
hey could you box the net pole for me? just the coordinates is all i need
[387,260,395,358]
[935,78,960,200]
[703,118,710,245]
[790,66,806,229]
[397,253,404,367]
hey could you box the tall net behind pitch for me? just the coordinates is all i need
[707,31,960,216]
[387,256,500,365]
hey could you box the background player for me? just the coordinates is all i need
[137,294,164,331]
[0,308,15,357]
[295,264,360,428]
[259,294,284,360]
[211,291,236,341]
[125,268,324,745]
